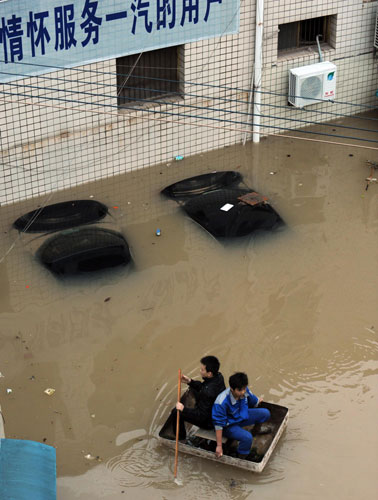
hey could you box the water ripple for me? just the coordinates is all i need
[107,440,167,489]
[106,435,286,497]
[269,352,378,401]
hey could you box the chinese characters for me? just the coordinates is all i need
[0,0,225,64]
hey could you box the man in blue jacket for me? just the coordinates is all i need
[212,372,270,459]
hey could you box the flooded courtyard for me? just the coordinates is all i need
[0,116,377,499]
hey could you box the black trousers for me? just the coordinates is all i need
[171,407,213,440]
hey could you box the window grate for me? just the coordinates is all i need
[117,46,181,107]
[278,16,331,52]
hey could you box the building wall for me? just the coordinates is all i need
[262,0,378,134]
[0,0,377,205]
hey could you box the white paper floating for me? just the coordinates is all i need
[220,203,234,212]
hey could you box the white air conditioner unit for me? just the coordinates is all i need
[374,10,378,49]
[288,61,337,108]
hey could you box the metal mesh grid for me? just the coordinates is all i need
[0,0,377,210]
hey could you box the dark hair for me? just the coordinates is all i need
[200,356,220,375]
[229,372,248,390]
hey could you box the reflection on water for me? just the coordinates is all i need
[0,115,377,499]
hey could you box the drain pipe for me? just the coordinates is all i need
[252,0,264,143]
[243,65,254,146]
[316,35,323,62]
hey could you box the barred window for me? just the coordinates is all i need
[117,46,182,107]
[278,16,334,53]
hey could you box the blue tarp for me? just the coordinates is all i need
[0,439,56,500]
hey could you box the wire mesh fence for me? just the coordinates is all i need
[0,0,377,209]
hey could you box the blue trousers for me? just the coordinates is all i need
[223,408,271,455]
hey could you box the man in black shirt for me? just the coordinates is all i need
[172,355,226,440]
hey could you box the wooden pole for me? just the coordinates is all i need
[174,368,182,479]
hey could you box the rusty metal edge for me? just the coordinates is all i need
[159,411,289,473]
[0,404,5,438]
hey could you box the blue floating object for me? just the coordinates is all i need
[175,155,184,161]
[0,438,56,499]
[156,229,161,236]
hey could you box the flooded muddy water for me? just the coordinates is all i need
[0,115,377,499]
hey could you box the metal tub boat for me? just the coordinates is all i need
[158,389,288,473]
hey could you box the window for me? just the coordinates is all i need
[278,16,333,53]
[117,46,182,107]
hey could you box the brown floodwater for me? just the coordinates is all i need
[0,115,377,500]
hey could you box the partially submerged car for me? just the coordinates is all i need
[161,171,283,238]
[13,199,131,276]
[37,227,131,275]
[13,199,108,233]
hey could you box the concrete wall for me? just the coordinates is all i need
[261,0,378,133]
[0,0,377,205]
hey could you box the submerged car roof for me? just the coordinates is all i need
[162,172,284,239]
[13,199,108,233]
[161,171,242,200]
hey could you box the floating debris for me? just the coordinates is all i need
[0,372,4,378]
[84,453,102,462]
[175,155,184,161]
[91,414,95,418]
[6,388,12,394]
[44,388,55,396]
[365,161,378,191]
[156,228,161,236]
[220,203,234,212]
[104,297,111,302]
